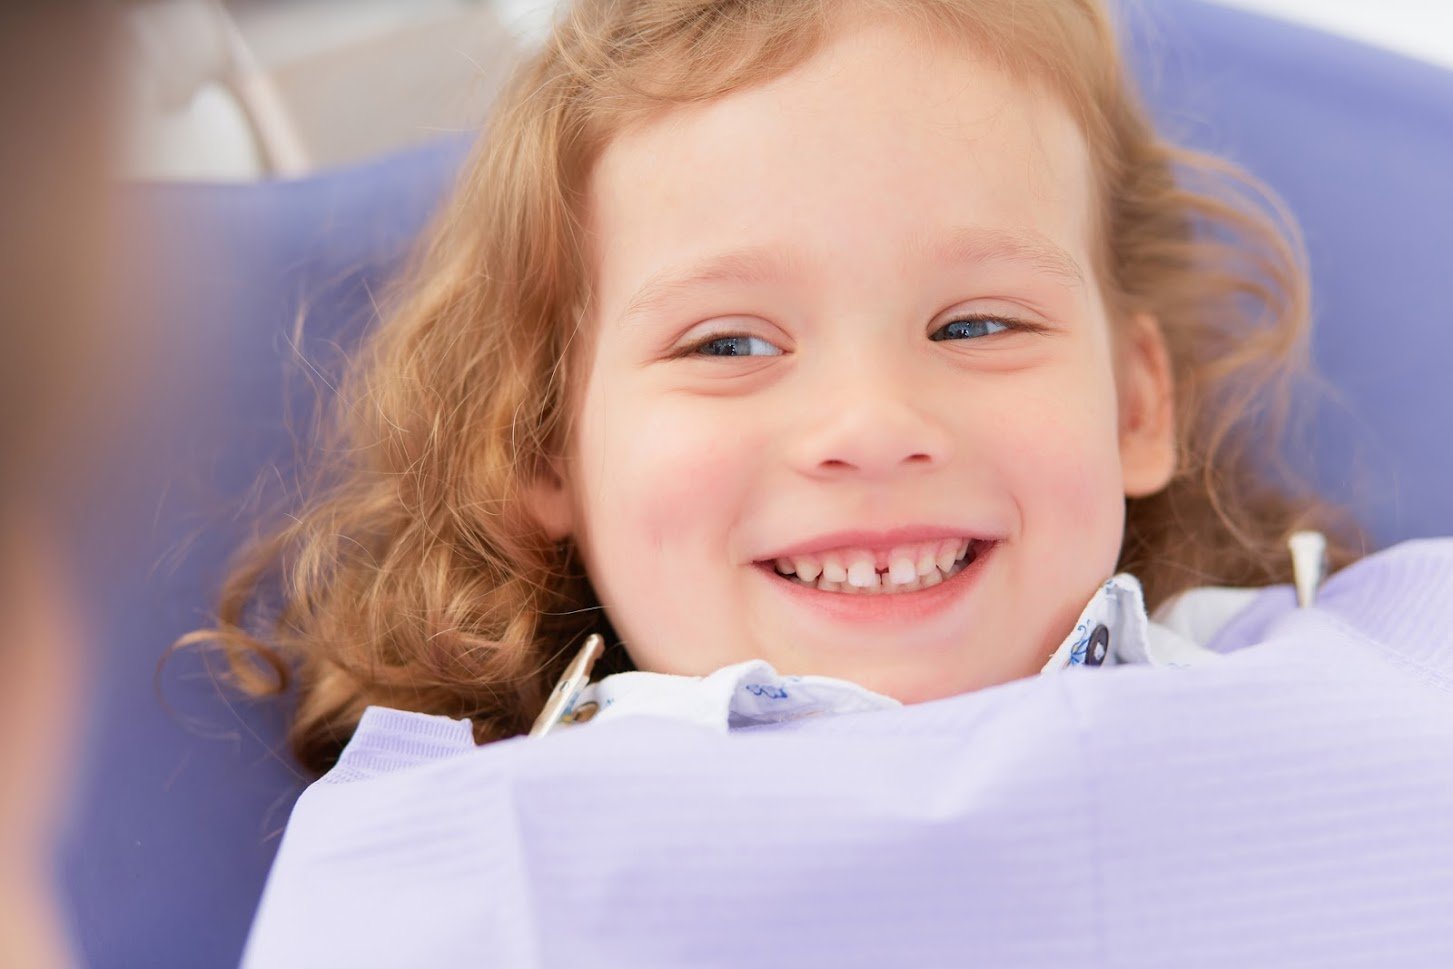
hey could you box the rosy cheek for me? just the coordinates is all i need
[997,385,1124,534]
[582,400,753,557]
[573,399,754,670]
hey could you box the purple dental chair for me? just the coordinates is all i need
[68,2,1453,965]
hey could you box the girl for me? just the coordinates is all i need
[199,0,1453,964]
[194,0,1359,764]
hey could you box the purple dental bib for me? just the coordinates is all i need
[242,540,1453,968]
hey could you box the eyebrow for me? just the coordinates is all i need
[617,225,1087,326]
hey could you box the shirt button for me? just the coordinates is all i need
[562,700,599,725]
[1085,623,1110,667]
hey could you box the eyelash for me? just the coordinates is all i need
[680,334,783,359]
[929,313,1047,342]
[677,313,1046,358]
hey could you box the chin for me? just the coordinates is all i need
[844,661,1035,706]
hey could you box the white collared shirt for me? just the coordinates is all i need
[547,573,1250,735]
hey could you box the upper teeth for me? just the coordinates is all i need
[771,538,975,594]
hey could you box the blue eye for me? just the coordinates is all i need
[930,316,1015,341]
[693,335,784,357]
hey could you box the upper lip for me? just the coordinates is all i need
[753,526,996,563]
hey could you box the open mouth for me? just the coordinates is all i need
[758,538,992,596]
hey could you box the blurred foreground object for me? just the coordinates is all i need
[0,4,128,968]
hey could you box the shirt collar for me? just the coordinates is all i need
[553,573,1227,735]
[1043,573,1231,671]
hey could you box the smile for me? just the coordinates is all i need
[762,538,990,595]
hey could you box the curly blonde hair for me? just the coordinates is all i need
[181,0,1361,775]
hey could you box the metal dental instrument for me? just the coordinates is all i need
[1288,530,1328,609]
[529,633,605,738]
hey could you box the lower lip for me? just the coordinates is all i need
[753,542,997,626]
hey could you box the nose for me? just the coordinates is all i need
[789,360,953,481]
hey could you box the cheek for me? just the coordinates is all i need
[573,391,756,566]
[570,389,764,669]
[991,370,1126,548]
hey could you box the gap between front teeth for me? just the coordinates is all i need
[771,539,974,594]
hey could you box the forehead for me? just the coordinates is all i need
[583,14,1098,321]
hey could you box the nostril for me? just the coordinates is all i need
[813,453,938,477]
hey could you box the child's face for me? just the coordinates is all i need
[536,15,1174,701]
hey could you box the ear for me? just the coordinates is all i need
[1117,312,1177,499]
[522,457,576,541]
